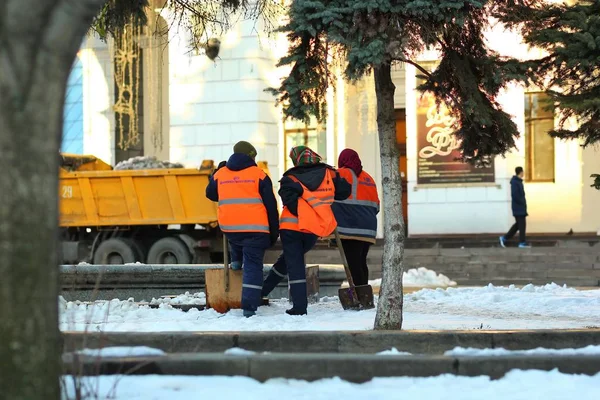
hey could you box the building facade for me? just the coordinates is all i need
[65,9,600,237]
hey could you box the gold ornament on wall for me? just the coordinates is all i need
[113,17,143,151]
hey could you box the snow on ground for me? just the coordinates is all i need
[224,347,260,356]
[376,348,413,356]
[150,292,205,306]
[61,370,600,400]
[59,283,600,332]
[76,346,166,357]
[342,267,457,288]
[445,345,600,357]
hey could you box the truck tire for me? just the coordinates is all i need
[147,237,192,264]
[123,238,145,263]
[93,238,136,264]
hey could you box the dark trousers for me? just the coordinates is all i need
[505,216,527,244]
[226,232,270,312]
[341,239,371,286]
[262,229,318,312]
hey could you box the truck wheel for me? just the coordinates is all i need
[93,238,136,264]
[123,239,145,263]
[147,237,192,264]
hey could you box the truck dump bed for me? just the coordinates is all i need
[59,168,217,228]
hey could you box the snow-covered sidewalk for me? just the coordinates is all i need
[60,283,600,332]
[62,370,600,400]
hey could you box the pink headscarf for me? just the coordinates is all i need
[338,148,362,176]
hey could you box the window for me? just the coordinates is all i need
[524,92,555,182]
[283,117,327,171]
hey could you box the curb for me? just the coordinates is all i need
[62,353,600,381]
[62,329,600,355]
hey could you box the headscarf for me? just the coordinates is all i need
[338,148,362,176]
[289,146,323,167]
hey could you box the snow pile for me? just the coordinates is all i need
[150,292,206,306]
[59,284,600,332]
[402,267,457,287]
[61,369,600,400]
[445,345,600,357]
[76,346,166,358]
[343,267,457,288]
[376,348,412,356]
[224,348,257,356]
[114,156,184,170]
[408,283,600,321]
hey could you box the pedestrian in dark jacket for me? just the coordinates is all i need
[205,141,279,317]
[261,146,351,315]
[500,166,530,248]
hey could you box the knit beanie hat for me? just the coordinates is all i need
[338,148,363,176]
[233,141,257,159]
[289,146,323,167]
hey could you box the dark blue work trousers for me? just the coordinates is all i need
[226,232,270,312]
[262,229,318,312]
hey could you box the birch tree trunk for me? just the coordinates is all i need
[373,63,405,330]
[0,1,105,398]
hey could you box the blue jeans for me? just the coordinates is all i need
[226,232,270,312]
[262,229,318,311]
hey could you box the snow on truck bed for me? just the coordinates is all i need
[60,283,600,332]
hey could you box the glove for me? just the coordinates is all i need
[270,231,279,247]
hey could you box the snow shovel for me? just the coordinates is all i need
[205,235,243,313]
[335,228,375,310]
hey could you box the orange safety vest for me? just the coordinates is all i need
[213,166,269,234]
[280,169,337,237]
[333,168,379,239]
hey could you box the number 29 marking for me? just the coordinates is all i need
[62,186,73,199]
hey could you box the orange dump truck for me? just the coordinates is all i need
[59,154,270,264]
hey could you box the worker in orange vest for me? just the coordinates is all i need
[206,141,279,317]
[331,148,380,285]
[261,146,351,315]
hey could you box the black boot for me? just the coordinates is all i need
[285,308,307,316]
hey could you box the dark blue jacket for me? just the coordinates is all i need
[206,153,279,241]
[331,170,379,242]
[510,176,527,217]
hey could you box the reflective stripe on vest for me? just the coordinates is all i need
[218,198,264,206]
[336,227,378,237]
[335,169,379,209]
[214,166,269,233]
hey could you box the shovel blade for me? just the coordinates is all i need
[338,285,375,310]
[205,268,243,313]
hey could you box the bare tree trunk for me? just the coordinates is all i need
[373,63,405,330]
[0,1,105,398]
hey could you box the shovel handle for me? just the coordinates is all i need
[334,228,359,304]
[223,234,230,292]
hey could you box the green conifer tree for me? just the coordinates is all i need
[497,0,600,189]
[268,0,542,329]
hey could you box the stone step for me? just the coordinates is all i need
[62,353,600,381]
[62,330,600,355]
[271,235,600,250]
